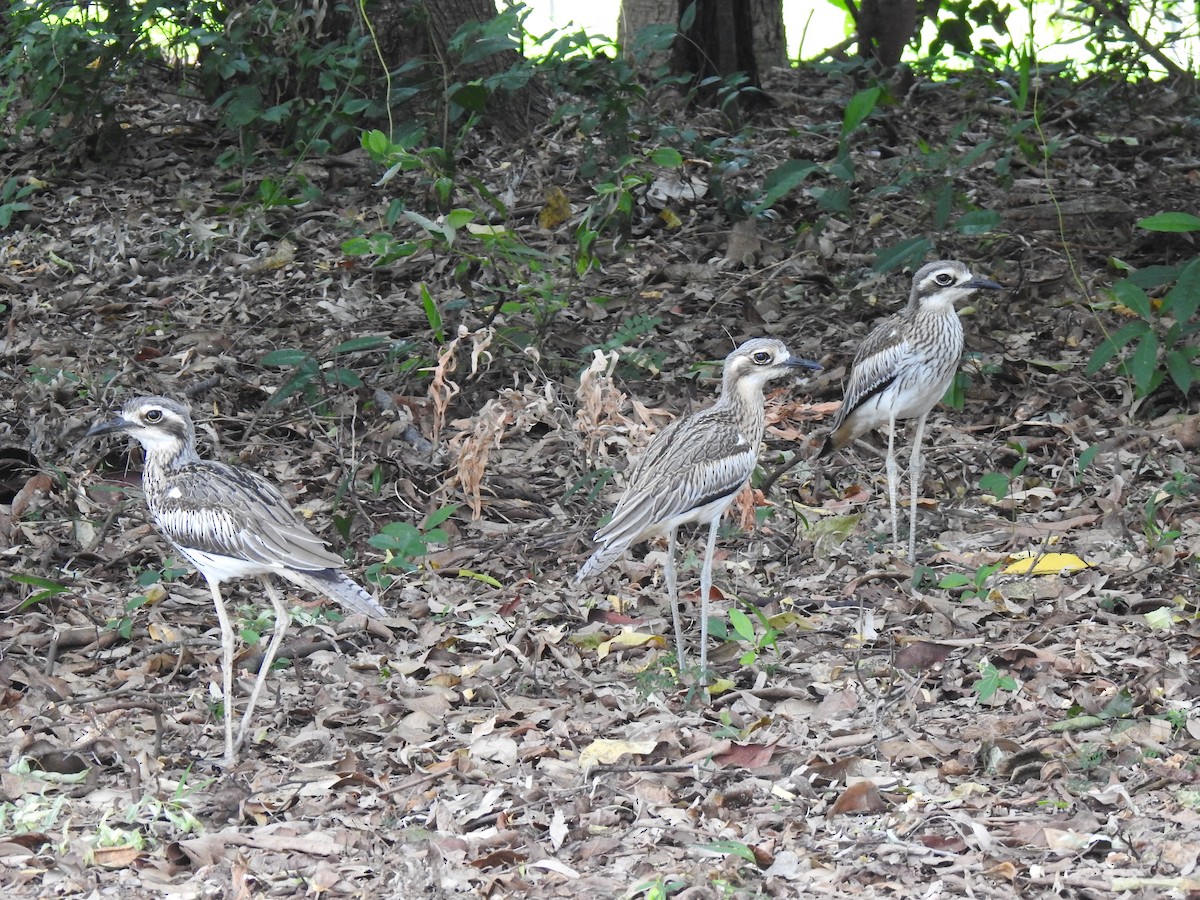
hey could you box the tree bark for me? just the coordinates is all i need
[617,0,675,69]
[751,0,787,71]
[669,0,776,119]
[854,0,919,69]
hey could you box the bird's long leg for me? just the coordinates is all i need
[666,526,684,671]
[206,578,237,765]
[698,516,721,684]
[886,414,900,550]
[908,413,928,563]
[234,577,290,757]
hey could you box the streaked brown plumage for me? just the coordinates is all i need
[577,339,820,680]
[87,395,385,764]
[819,260,1002,560]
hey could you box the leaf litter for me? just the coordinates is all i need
[1,69,1200,898]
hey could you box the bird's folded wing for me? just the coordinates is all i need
[836,330,909,427]
[154,462,345,571]
[596,422,757,546]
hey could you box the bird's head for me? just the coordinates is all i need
[87,396,195,455]
[911,260,1003,310]
[724,337,821,392]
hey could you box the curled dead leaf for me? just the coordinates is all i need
[578,738,658,772]
[829,780,888,816]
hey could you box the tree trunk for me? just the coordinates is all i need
[751,0,787,71]
[617,0,675,69]
[669,0,778,119]
[856,0,919,69]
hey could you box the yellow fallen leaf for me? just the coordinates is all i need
[257,238,295,271]
[147,618,179,643]
[707,677,736,696]
[465,223,506,236]
[578,738,658,771]
[595,629,664,660]
[659,208,682,229]
[1003,552,1091,576]
[538,187,571,229]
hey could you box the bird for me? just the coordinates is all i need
[818,260,1003,562]
[87,395,386,765]
[575,338,820,681]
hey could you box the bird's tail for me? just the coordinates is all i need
[817,422,851,459]
[290,569,387,618]
[574,540,627,585]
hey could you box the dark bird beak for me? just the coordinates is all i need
[968,276,1004,292]
[786,356,822,372]
[86,415,131,438]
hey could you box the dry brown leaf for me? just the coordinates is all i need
[828,780,888,816]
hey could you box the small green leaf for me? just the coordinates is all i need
[331,335,389,355]
[445,208,475,230]
[324,369,363,387]
[135,569,161,587]
[649,147,683,167]
[751,159,820,214]
[449,82,489,112]
[1165,350,1195,394]
[10,573,70,595]
[678,1,698,29]
[1077,444,1100,474]
[1163,257,1200,324]
[260,348,310,367]
[703,840,756,862]
[954,209,1001,235]
[1111,279,1152,320]
[728,608,755,643]
[1136,212,1200,232]
[979,472,1010,497]
[1129,332,1160,396]
[421,283,444,343]
[424,504,458,529]
[937,572,972,589]
[872,237,934,274]
[1144,607,1176,630]
[1085,320,1150,375]
[841,86,881,140]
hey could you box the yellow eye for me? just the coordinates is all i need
[752,351,772,364]
[144,408,164,423]
[935,272,954,286]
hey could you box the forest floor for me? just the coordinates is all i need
[4,64,1200,899]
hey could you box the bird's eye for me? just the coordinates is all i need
[935,272,954,286]
[144,408,163,423]
[752,350,772,364]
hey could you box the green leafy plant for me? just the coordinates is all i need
[107,560,187,639]
[9,573,69,609]
[716,603,782,667]
[629,875,682,900]
[978,442,1029,502]
[0,176,37,228]
[258,335,396,410]
[915,560,1003,600]
[542,22,682,178]
[0,0,386,155]
[974,658,1017,702]
[1087,232,1200,399]
[366,505,457,585]
[1141,471,1197,549]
